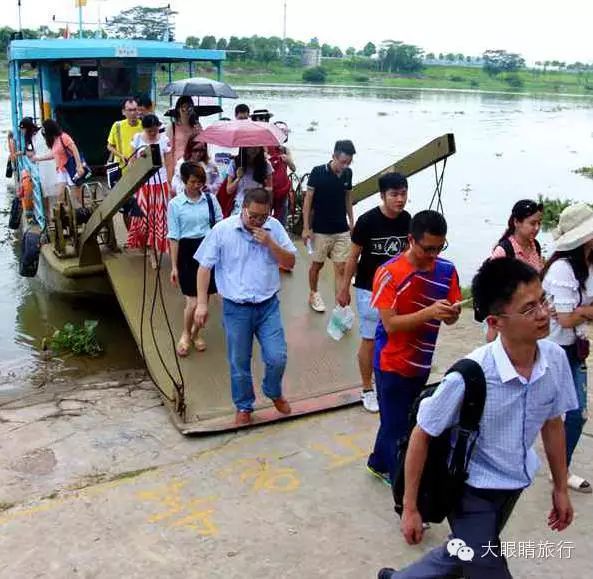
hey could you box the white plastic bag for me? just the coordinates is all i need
[327,305,355,341]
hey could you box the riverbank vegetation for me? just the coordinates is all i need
[3,10,593,98]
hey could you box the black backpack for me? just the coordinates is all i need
[392,358,486,524]
[499,237,541,258]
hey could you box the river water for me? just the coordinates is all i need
[2,86,593,387]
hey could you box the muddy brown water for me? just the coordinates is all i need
[2,86,593,392]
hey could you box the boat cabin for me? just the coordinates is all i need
[8,38,226,166]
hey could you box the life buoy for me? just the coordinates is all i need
[20,170,34,211]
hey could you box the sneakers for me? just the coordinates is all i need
[367,464,391,487]
[361,389,379,413]
[309,291,326,313]
[378,568,396,579]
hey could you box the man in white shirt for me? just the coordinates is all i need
[380,257,577,579]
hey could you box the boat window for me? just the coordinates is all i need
[99,65,134,99]
[61,65,99,101]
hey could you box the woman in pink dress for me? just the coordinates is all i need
[165,96,202,183]
[127,114,172,268]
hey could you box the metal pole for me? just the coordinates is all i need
[17,0,23,33]
[78,3,83,38]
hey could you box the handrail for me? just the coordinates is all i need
[78,145,162,267]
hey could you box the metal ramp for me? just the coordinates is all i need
[103,247,362,434]
[54,133,456,434]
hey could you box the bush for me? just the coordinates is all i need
[504,74,524,88]
[353,74,370,83]
[302,66,327,83]
[537,195,573,232]
[470,80,480,88]
[449,75,464,82]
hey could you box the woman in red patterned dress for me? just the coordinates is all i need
[127,114,172,268]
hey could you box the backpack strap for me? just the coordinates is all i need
[444,358,487,482]
[534,238,542,256]
[498,237,515,258]
[205,192,216,229]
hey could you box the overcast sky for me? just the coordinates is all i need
[4,0,592,64]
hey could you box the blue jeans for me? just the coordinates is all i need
[222,295,287,412]
[562,345,588,466]
[368,369,428,483]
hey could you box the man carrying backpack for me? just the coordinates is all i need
[379,258,577,579]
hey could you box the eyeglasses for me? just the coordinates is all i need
[415,239,448,254]
[244,209,269,224]
[495,293,553,319]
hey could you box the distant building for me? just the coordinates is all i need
[302,48,321,68]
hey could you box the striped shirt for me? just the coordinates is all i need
[417,337,578,489]
[371,254,461,377]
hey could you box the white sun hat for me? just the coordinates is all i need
[553,202,593,252]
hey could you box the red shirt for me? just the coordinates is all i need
[372,254,461,377]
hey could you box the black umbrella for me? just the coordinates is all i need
[160,77,238,99]
[164,105,223,118]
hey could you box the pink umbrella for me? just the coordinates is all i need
[199,119,286,148]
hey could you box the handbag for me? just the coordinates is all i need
[60,136,91,186]
[5,158,13,179]
[575,335,590,362]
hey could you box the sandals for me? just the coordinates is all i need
[194,336,207,352]
[568,473,592,494]
[176,338,191,357]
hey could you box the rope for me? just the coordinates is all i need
[428,157,448,215]
[136,161,187,417]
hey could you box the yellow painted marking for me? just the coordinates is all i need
[310,432,369,470]
[136,479,218,536]
[218,457,300,493]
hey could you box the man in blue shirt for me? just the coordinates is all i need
[194,188,297,426]
[380,257,577,579]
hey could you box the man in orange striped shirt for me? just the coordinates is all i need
[367,210,462,485]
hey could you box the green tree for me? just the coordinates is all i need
[186,35,200,48]
[445,52,455,62]
[425,52,435,60]
[482,49,525,76]
[307,37,320,49]
[381,40,424,73]
[465,55,472,63]
[362,42,376,57]
[200,35,217,49]
[346,46,356,57]
[216,37,228,50]
[105,5,176,40]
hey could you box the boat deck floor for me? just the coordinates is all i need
[103,244,362,434]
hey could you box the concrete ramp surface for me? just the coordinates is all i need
[104,245,362,434]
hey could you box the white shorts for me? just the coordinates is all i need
[355,287,379,340]
[55,168,74,187]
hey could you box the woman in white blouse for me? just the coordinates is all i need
[542,203,593,493]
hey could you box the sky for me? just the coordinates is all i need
[4,0,593,64]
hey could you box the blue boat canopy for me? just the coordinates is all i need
[8,38,226,63]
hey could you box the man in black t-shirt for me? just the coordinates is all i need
[337,172,411,412]
[303,140,356,313]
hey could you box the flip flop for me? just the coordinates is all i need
[176,339,191,357]
[568,473,592,493]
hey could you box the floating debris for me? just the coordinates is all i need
[573,166,593,179]
[306,126,316,132]
[377,111,388,116]
[495,153,503,158]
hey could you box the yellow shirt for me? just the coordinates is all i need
[107,119,143,168]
